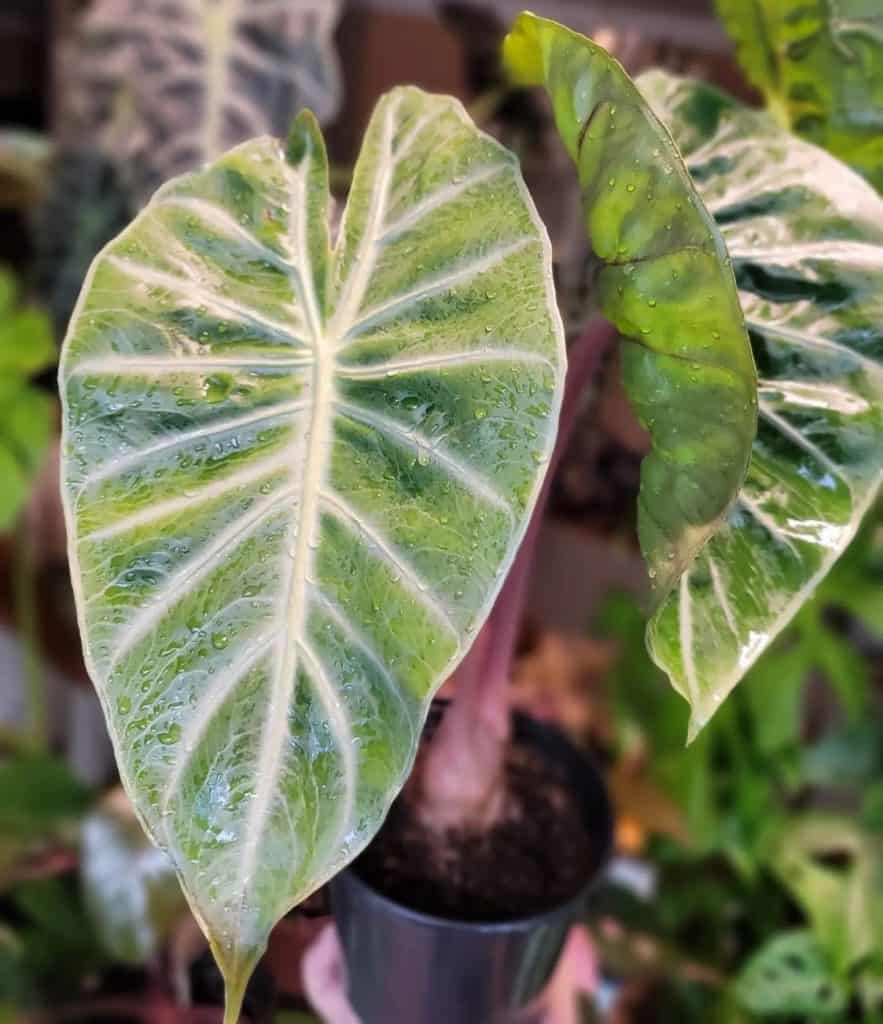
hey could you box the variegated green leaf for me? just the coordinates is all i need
[640,71,883,736]
[735,931,848,1018]
[716,0,883,191]
[61,0,343,206]
[59,87,564,1014]
[502,12,758,604]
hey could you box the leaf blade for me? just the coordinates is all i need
[502,11,757,603]
[639,71,883,734]
[60,87,565,1006]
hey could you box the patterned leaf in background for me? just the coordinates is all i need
[60,87,565,1013]
[59,0,343,206]
[41,0,343,339]
[640,72,883,736]
[715,0,883,192]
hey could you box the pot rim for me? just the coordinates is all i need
[335,855,602,935]
[334,711,613,934]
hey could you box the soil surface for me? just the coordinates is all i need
[354,744,594,921]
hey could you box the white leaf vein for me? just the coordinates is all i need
[160,630,277,823]
[308,585,416,747]
[82,453,292,542]
[100,486,295,677]
[80,400,308,492]
[335,398,513,521]
[339,237,533,344]
[318,488,459,640]
[335,347,554,379]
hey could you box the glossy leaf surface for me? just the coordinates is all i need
[59,87,564,1010]
[716,0,883,191]
[503,12,757,603]
[61,0,343,206]
[640,72,883,735]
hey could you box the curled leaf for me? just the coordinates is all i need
[503,11,757,604]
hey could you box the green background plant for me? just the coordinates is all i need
[0,269,54,532]
[715,0,883,192]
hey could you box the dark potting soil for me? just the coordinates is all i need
[354,745,593,922]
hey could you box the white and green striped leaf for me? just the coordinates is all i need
[59,87,565,1013]
[640,72,883,737]
[61,0,343,206]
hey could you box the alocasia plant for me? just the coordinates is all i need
[59,86,566,1015]
[58,8,882,1018]
[638,70,883,733]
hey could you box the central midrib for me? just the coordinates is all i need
[234,144,334,914]
[232,103,396,924]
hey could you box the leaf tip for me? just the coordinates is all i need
[286,109,324,168]
[685,709,706,746]
[501,11,544,85]
[685,688,729,745]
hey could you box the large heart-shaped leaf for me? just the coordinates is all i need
[60,0,343,207]
[59,87,565,1012]
[502,13,758,602]
[716,0,883,191]
[640,72,883,735]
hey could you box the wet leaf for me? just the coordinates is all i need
[641,72,883,735]
[60,88,565,1013]
[502,12,757,606]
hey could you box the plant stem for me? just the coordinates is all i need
[13,515,48,752]
[417,317,617,833]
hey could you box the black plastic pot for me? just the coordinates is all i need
[331,712,613,1024]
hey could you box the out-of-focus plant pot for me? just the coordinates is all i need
[331,712,613,1024]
